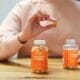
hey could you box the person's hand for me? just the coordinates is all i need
[18,11,56,42]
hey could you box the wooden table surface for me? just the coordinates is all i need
[0,58,80,80]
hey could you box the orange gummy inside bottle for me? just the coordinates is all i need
[31,47,48,72]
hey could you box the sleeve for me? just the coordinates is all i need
[0,0,30,60]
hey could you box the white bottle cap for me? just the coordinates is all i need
[66,39,76,45]
[39,20,53,27]
[34,40,46,45]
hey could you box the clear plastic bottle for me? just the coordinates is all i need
[31,40,48,73]
[63,39,78,69]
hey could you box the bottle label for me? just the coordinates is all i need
[31,47,48,71]
[63,50,78,69]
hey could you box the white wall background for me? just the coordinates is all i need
[0,0,21,23]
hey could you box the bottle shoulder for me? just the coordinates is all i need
[32,45,48,52]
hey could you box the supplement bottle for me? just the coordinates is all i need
[63,39,78,69]
[31,40,48,73]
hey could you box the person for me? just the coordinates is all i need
[0,0,80,60]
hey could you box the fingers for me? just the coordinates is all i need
[37,11,50,21]
[48,19,57,27]
[30,10,56,25]
[28,10,50,23]
[28,14,37,23]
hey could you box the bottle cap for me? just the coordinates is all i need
[34,40,46,45]
[66,39,76,44]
